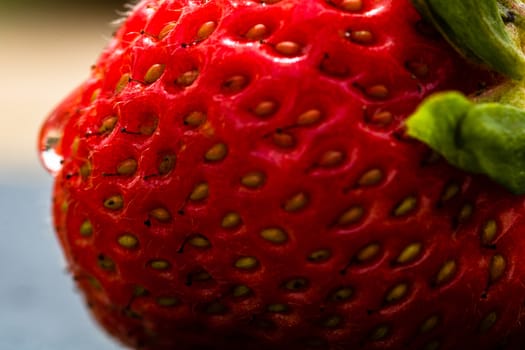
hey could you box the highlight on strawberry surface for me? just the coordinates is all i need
[38,0,525,349]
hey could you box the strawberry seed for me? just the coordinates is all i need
[144,64,166,84]
[196,21,217,41]
[80,220,93,237]
[245,24,268,40]
[221,212,242,229]
[190,182,210,201]
[118,234,139,249]
[260,227,288,244]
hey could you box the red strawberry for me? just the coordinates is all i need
[38,0,525,349]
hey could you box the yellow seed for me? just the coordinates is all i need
[267,304,288,313]
[308,249,331,262]
[90,88,101,102]
[284,192,309,212]
[420,315,440,334]
[241,171,266,188]
[133,286,148,296]
[196,21,217,41]
[356,243,380,262]
[115,73,131,93]
[385,283,409,304]
[80,162,92,178]
[184,111,207,126]
[221,212,242,228]
[393,196,417,216]
[253,100,278,117]
[330,287,353,302]
[71,137,80,156]
[350,30,374,44]
[481,219,498,246]
[117,234,139,249]
[117,158,138,176]
[158,22,176,40]
[370,110,393,126]
[365,84,389,99]
[319,150,345,168]
[273,131,296,148]
[297,109,322,125]
[358,168,383,186]
[458,203,474,223]
[260,227,288,244]
[87,276,102,290]
[284,278,308,291]
[274,41,302,56]
[233,285,252,297]
[370,325,389,341]
[139,119,158,137]
[223,75,248,92]
[396,242,423,265]
[235,256,259,270]
[406,60,430,78]
[98,255,115,271]
[322,315,342,328]
[441,182,460,202]
[61,201,69,213]
[104,195,124,210]
[479,311,497,332]
[176,69,199,87]
[189,234,211,248]
[158,154,176,175]
[489,254,506,283]
[435,260,457,286]
[338,205,365,226]
[205,143,228,162]
[150,208,171,222]
[341,0,363,11]
[157,297,178,307]
[80,220,93,237]
[150,260,170,270]
[144,64,166,84]
[245,23,268,40]
[99,116,118,134]
[190,182,209,201]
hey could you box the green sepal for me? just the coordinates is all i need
[406,91,525,194]
[411,0,525,80]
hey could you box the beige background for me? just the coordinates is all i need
[0,7,120,184]
[0,5,126,350]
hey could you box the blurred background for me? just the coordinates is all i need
[0,1,128,349]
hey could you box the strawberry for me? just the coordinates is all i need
[38,0,525,349]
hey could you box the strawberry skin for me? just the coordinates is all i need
[40,0,525,349]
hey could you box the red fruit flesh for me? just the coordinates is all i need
[40,0,525,349]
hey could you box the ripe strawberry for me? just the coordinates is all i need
[38,0,525,349]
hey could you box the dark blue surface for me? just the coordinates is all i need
[0,180,123,350]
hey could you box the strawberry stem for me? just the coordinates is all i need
[406,0,525,194]
[411,0,525,79]
[406,92,525,194]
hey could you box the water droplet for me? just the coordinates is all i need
[38,84,84,174]
[40,130,64,174]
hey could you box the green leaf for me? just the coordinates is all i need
[411,0,525,79]
[406,92,525,194]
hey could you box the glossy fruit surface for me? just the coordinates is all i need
[39,0,525,349]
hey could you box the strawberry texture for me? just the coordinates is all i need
[39,0,525,349]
